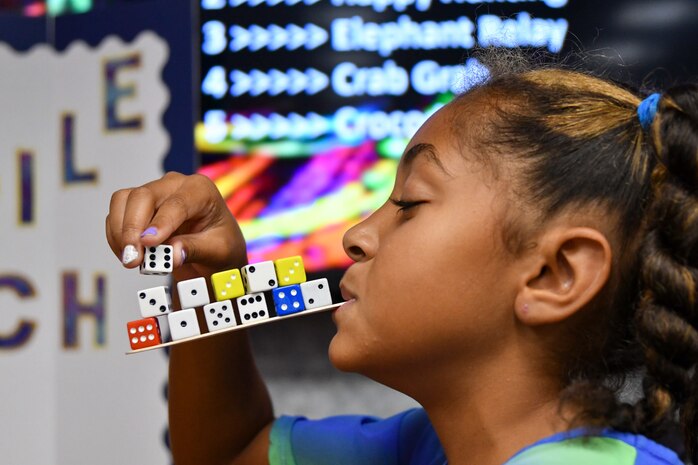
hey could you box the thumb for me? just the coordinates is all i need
[169,228,248,272]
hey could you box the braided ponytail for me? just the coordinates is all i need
[452,61,698,460]
[637,84,698,462]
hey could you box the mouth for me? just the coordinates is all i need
[339,281,357,302]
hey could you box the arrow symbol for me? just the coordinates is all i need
[285,23,306,50]
[267,24,288,50]
[230,70,251,96]
[249,24,270,51]
[288,112,308,137]
[249,69,271,96]
[268,69,290,96]
[229,25,250,52]
[306,112,329,138]
[231,114,252,139]
[269,113,291,139]
[304,23,328,49]
[305,68,329,94]
[287,68,308,95]
[250,114,271,140]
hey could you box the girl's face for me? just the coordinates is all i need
[331,103,523,393]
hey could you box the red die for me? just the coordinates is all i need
[127,317,162,350]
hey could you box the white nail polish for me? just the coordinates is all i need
[122,245,139,265]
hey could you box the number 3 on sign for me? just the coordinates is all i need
[202,20,227,55]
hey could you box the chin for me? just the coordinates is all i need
[327,333,361,373]
[328,333,401,389]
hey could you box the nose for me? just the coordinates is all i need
[342,211,381,263]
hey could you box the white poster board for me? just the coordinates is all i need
[0,32,171,465]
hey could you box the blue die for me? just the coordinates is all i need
[272,285,306,316]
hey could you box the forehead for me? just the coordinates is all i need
[398,104,466,176]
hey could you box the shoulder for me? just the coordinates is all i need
[506,429,684,465]
[269,408,445,465]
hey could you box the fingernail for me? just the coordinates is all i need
[122,245,139,265]
[140,227,157,238]
[181,249,187,264]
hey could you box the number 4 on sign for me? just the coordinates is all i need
[202,66,228,99]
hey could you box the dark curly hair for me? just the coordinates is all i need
[453,61,698,462]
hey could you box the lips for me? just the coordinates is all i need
[339,281,357,302]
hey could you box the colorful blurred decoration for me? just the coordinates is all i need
[197,94,454,273]
[0,0,92,16]
[47,0,92,15]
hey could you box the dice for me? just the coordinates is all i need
[140,245,174,275]
[127,255,335,349]
[300,279,332,309]
[127,317,162,350]
[203,300,237,332]
[272,285,305,316]
[177,277,210,309]
[241,261,278,293]
[168,309,201,340]
[236,293,270,324]
[210,268,245,301]
[273,256,306,286]
[137,285,172,318]
[157,315,171,342]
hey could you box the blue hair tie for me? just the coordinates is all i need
[637,93,661,130]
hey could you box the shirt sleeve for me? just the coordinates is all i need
[505,429,684,465]
[268,408,445,465]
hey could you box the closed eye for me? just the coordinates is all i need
[389,198,426,214]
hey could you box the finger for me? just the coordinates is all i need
[170,226,246,270]
[119,174,188,266]
[142,174,220,247]
[119,186,160,268]
[107,188,136,265]
[105,216,121,258]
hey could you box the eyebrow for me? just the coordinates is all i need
[401,143,451,177]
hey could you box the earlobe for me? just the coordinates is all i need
[514,227,612,326]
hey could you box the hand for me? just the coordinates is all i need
[106,172,247,280]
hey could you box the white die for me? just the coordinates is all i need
[203,300,237,332]
[177,277,210,308]
[140,245,174,275]
[137,286,172,318]
[156,315,171,342]
[236,293,270,325]
[300,279,332,309]
[168,309,200,340]
[241,261,278,293]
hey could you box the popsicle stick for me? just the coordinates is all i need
[126,301,345,355]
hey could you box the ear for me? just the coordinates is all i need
[514,227,612,326]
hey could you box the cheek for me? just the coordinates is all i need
[329,206,512,373]
[376,221,499,307]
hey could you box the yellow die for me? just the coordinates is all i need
[211,268,246,301]
[273,256,307,286]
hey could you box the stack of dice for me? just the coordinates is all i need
[126,246,333,351]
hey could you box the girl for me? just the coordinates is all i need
[106,63,697,465]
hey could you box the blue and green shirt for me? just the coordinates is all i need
[269,408,683,465]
